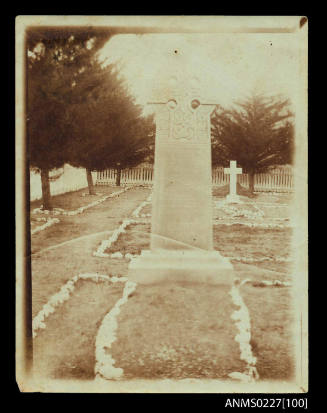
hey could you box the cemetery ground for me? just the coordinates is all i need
[30,185,295,383]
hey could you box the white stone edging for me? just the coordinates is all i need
[99,251,292,264]
[245,202,289,208]
[131,194,152,218]
[93,219,138,257]
[229,256,292,263]
[215,202,265,220]
[102,251,140,260]
[93,194,152,258]
[31,217,60,235]
[94,280,137,380]
[32,273,127,338]
[228,285,260,383]
[32,187,131,216]
[81,192,103,197]
[214,220,291,229]
[238,278,292,287]
[253,191,293,196]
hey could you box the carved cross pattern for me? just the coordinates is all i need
[149,74,216,144]
[170,100,197,141]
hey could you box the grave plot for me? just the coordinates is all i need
[108,283,246,379]
[33,277,125,380]
[253,192,293,204]
[240,283,294,381]
[213,193,293,226]
[137,202,152,217]
[213,225,293,275]
[213,201,264,221]
[212,194,294,274]
[30,216,60,235]
[254,204,291,220]
[92,193,294,381]
[103,222,151,256]
[31,187,151,318]
[212,194,294,380]
[31,187,150,254]
[101,220,292,276]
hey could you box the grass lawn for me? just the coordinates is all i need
[30,185,119,212]
[242,284,295,381]
[31,187,150,254]
[139,203,152,216]
[102,193,295,381]
[31,187,150,318]
[106,222,151,255]
[213,225,292,262]
[105,221,292,275]
[30,186,296,382]
[110,282,246,379]
[33,279,125,380]
[213,193,292,222]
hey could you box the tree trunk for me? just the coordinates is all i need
[86,168,96,195]
[116,167,122,187]
[40,168,52,210]
[248,171,255,194]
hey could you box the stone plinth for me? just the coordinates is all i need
[128,250,233,285]
[128,74,234,285]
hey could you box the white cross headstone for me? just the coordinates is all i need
[128,71,233,285]
[224,160,243,203]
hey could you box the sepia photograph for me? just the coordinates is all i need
[15,15,308,394]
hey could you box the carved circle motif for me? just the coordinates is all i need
[191,99,200,110]
[167,99,177,110]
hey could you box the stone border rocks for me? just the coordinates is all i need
[228,284,259,383]
[93,194,152,258]
[94,280,137,380]
[93,219,138,258]
[213,220,292,229]
[229,256,292,263]
[31,217,60,235]
[32,273,127,338]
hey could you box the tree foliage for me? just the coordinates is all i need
[65,61,155,172]
[26,27,154,202]
[26,28,112,171]
[211,93,294,175]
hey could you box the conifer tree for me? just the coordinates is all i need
[27,27,155,205]
[66,61,155,191]
[211,93,294,193]
[27,28,113,208]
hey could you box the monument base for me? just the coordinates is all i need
[128,250,234,285]
[226,194,241,203]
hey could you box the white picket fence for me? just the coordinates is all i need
[212,167,294,193]
[96,168,154,186]
[30,165,97,201]
[31,165,293,201]
[96,166,294,193]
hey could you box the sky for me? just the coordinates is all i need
[99,33,300,115]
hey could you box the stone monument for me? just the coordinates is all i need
[224,160,243,203]
[128,74,233,285]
